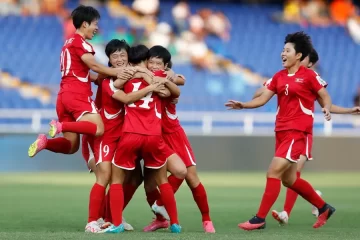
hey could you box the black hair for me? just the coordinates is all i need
[309,48,319,65]
[148,45,171,66]
[284,31,313,61]
[71,5,100,29]
[129,45,149,64]
[105,39,130,66]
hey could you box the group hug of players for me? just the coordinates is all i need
[28,5,359,234]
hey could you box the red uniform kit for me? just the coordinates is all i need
[266,66,327,162]
[162,97,196,167]
[57,33,98,122]
[82,82,103,168]
[93,78,124,164]
[113,74,174,170]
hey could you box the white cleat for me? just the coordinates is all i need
[85,221,102,233]
[271,210,289,225]
[122,217,134,231]
[311,190,322,217]
[152,202,170,221]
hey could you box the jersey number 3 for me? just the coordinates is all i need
[128,82,153,109]
[285,84,289,96]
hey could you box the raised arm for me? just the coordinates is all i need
[252,86,266,99]
[317,97,360,114]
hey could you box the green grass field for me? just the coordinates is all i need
[1,172,359,240]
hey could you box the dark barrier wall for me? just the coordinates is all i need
[1,134,359,172]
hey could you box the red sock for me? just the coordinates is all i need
[145,189,166,221]
[88,183,106,223]
[104,191,112,223]
[45,137,72,154]
[191,183,211,221]
[123,184,137,210]
[62,121,97,135]
[157,175,184,206]
[256,178,281,219]
[284,172,301,216]
[159,183,179,225]
[109,184,124,226]
[289,178,325,209]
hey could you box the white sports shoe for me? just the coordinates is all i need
[85,221,102,233]
[311,190,322,217]
[152,202,170,221]
[122,217,134,231]
[271,210,289,225]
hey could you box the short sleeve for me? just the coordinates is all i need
[267,73,279,93]
[102,79,119,97]
[307,70,328,93]
[74,38,95,57]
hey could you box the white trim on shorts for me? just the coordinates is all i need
[285,139,298,163]
[144,158,168,169]
[76,97,98,121]
[185,145,196,166]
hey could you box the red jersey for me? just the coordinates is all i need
[100,78,124,133]
[94,82,103,110]
[59,33,95,96]
[162,97,182,133]
[122,78,162,135]
[267,66,327,134]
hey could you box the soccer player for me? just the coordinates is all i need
[28,5,126,158]
[225,32,336,230]
[253,48,360,224]
[103,45,182,234]
[142,46,215,233]
[85,40,163,233]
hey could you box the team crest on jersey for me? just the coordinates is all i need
[295,78,304,83]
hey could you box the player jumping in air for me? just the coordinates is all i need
[28,5,127,158]
[226,32,336,230]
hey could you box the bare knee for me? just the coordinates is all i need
[281,178,293,188]
[96,163,112,186]
[186,169,200,189]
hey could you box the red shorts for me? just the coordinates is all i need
[93,135,120,165]
[275,130,306,162]
[56,92,98,122]
[82,135,95,170]
[301,133,313,160]
[163,128,196,167]
[113,133,174,170]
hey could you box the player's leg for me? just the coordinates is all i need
[143,136,181,233]
[143,169,169,232]
[123,159,143,210]
[239,130,303,231]
[282,163,335,228]
[272,154,306,225]
[149,166,181,233]
[49,93,104,138]
[102,133,141,233]
[186,166,215,233]
[154,153,186,206]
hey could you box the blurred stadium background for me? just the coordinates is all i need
[1,0,360,239]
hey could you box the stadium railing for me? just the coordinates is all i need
[1,109,360,136]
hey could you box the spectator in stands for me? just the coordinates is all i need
[172,1,190,34]
[148,22,173,48]
[0,0,21,15]
[63,14,76,40]
[302,0,331,27]
[330,0,356,26]
[132,0,159,18]
[205,11,231,41]
[347,14,360,44]
[272,0,304,24]
[109,27,136,46]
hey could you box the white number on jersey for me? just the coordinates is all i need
[128,82,154,109]
[60,48,71,77]
[103,145,109,157]
[285,84,289,95]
